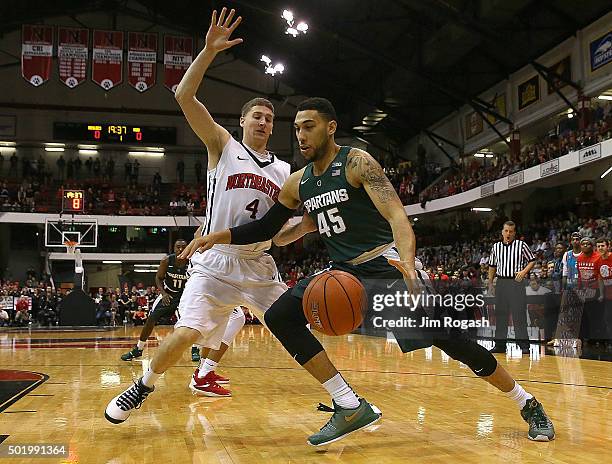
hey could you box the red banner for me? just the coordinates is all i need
[92,30,124,90]
[128,32,157,92]
[164,35,193,92]
[21,25,53,87]
[58,27,88,88]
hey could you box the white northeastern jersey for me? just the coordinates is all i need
[203,136,291,253]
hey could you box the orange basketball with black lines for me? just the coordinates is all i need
[303,270,366,336]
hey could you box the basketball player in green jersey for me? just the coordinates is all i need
[121,239,193,361]
[180,98,555,445]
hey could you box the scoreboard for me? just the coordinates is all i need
[54,122,177,144]
[62,189,84,213]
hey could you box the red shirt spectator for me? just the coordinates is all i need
[595,254,612,300]
[577,245,600,296]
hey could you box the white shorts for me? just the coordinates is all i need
[175,246,287,350]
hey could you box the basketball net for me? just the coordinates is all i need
[64,240,84,289]
[64,240,78,255]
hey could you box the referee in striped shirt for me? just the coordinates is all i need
[488,221,536,354]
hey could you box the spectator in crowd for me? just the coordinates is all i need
[176,159,185,183]
[0,307,9,326]
[9,152,18,176]
[132,306,147,325]
[153,171,162,187]
[107,157,115,181]
[124,160,132,181]
[96,294,112,326]
[56,155,66,181]
[85,157,93,177]
[577,238,602,344]
[74,156,82,178]
[595,237,612,347]
[549,243,566,294]
[195,160,202,184]
[525,276,552,333]
[132,159,140,184]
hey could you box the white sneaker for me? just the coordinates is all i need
[104,378,154,424]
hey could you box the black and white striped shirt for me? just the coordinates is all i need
[488,240,535,278]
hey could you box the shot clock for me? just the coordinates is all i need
[62,189,85,213]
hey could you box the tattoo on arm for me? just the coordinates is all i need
[348,151,394,203]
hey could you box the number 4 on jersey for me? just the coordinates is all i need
[317,207,346,237]
[245,199,259,219]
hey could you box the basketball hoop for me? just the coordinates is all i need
[64,240,79,255]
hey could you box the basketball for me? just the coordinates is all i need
[302,270,366,336]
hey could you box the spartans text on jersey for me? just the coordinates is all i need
[303,189,349,213]
[225,173,281,201]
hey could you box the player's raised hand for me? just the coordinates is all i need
[205,7,243,53]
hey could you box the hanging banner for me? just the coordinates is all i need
[164,35,193,93]
[517,75,539,111]
[127,32,157,92]
[58,27,89,88]
[547,56,572,94]
[485,94,507,125]
[589,31,612,72]
[465,111,483,139]
[21,25,53,87]
[92,30,124,90]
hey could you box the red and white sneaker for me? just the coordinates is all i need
[189,369,231,397]
[207,370,229,385]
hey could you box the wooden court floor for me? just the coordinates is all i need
[0,325,610,463]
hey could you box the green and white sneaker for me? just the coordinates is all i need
[307,399,382,446]
[121,345,143,361]
[191,346,201,362]
[521,397,555,441]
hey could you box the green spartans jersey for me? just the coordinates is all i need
[163,254,189,295]
[299,146,394,263]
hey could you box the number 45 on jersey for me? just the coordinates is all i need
[317,207,346,237]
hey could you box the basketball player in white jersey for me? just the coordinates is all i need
[105,7,291,423]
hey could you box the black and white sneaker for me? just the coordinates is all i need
[104,378,154,424]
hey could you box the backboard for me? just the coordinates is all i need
[45,218,98,248]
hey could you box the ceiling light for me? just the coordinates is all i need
[352,125,371,131]
[45,147,65,152]
[413,217,419,222]
[79,149,97,155]
[601,166,612,179]
[282,9,294,22]
[282,9,307,37]
[262,58,284,76]
[102,260,122,264]
[134,269,157,273]
[474,153,485,158]
[598,95,612,101]
[128,151,164,157]
[471,207,492,212]
[0,141,16,147]
[78,144,97,149]
[567,113,574,119]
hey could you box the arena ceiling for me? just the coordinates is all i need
[1,0,611,148]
